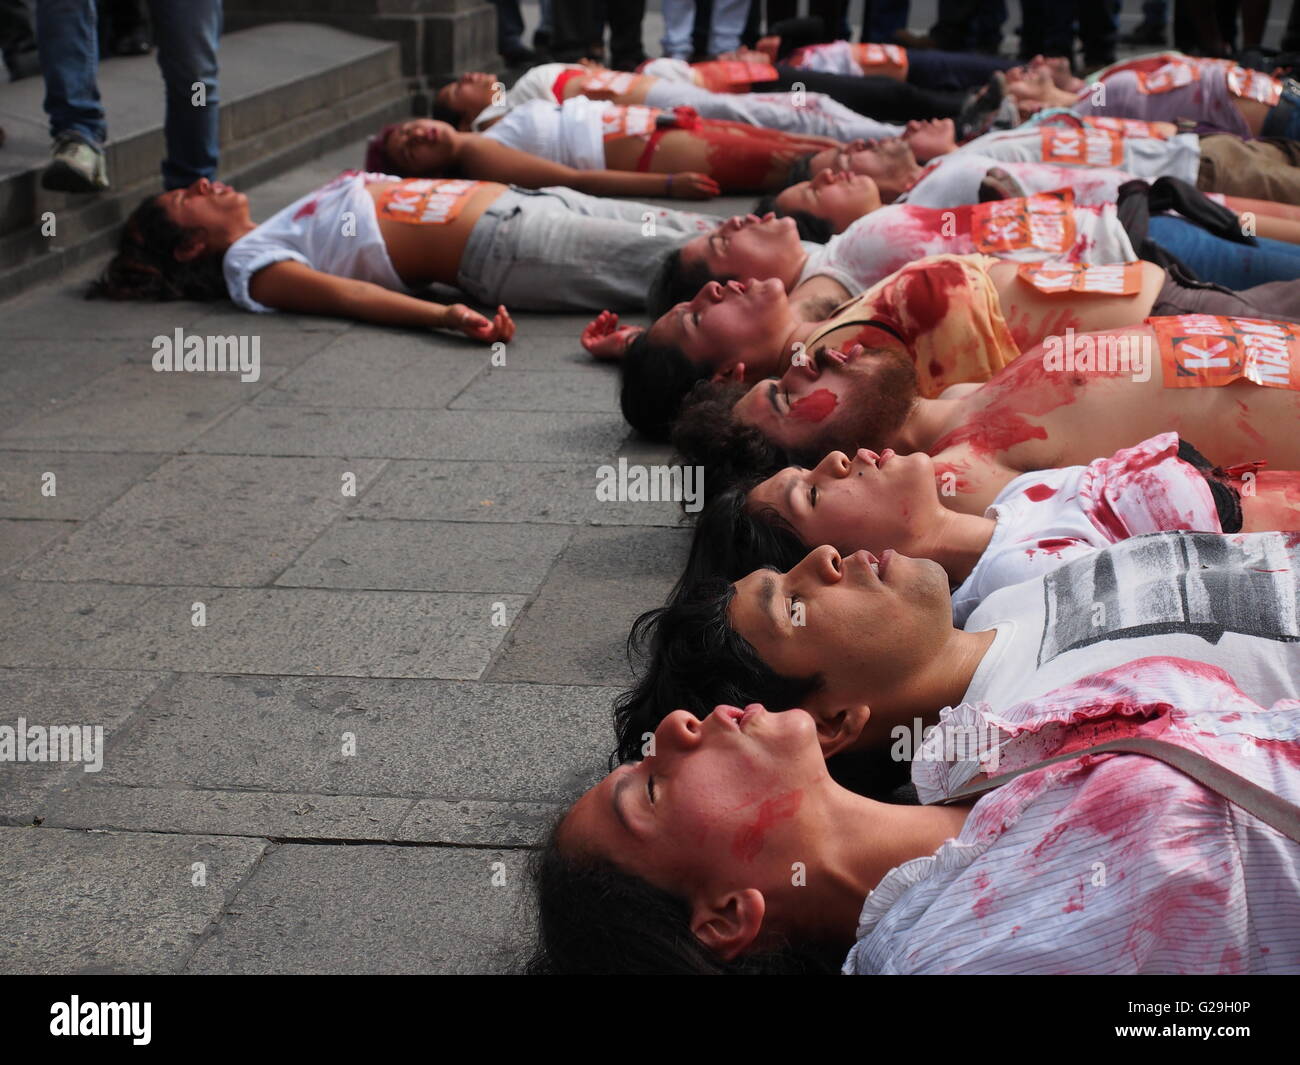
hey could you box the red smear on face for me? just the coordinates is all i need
[731,790,802,862]
[790,387,837,423]
[1023,483,1057,502]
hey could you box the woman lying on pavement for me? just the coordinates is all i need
[366,101,841,194]
[686,430,1300,625]
[529,656,1300,974]
[91,172,720,323]
[588,213,1300,436]
[435,65,910,146]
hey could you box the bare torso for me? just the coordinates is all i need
[366,178,508,287]
[926,326,1300,513]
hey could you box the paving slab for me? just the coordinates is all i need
[35,673,614,813]
[0,337,134,411]
[487,524,692,686]
[0,451,167,520]
[18,454,387,586]
[253,330,488,409]
[190,405,629,461]
[357,459,597,525]
[0,827,269,974]
[0,364,287,454]
[0,581,526,679]
[275,518,573,593]
[0,667,170,826]
[448,368,617,413]
[0,519,77,575]
[184,843,527,975]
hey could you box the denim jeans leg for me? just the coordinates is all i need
[661,0,695,58]
[707,0,749,55]
[36,0,105,145]
[149,0,222,188]
[1148,216,1300,289]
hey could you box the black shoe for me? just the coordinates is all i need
[502,44,536,67]
[956,70,1005,141]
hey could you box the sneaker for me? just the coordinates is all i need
[41,133,109,193]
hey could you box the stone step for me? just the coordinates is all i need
[0,23,414,301]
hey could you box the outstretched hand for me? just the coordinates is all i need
[445,303,516,344]
[582,310,642,360]
[671,171,721,199]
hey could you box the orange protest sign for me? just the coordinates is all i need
[374,179,483,224]
[1134,60,1201,94]
[972,191,1076,255]
[601,105,661,139]
[1152,315,1300,390]
[1018,262,1144,295]
[1040,125,1125,166]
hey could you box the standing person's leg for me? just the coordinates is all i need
[928,0,983,51]
[1018,0,1045,59]
[707,0,750,56]
[1,0,41,79]
[491,0,533,63]
[552,0,600,61]
[969,0,1006,54]
[534,0,554,51]
[905,49,1013,92]
[661,0,695,60]
[606,0,646,69]
[36,0,109,191]
[861,0,910,43]
[1077,0,1119,69]
[148,0,220,189]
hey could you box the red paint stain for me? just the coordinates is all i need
[731,790,802,862]
[1035,537,1077,557]
[790,388,837,423]
[1023,483,1057,502]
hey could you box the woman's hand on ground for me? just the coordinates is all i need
[444,303,516,343]
[581,310,642,360]
[671,171,720,198]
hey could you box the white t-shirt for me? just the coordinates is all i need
[222,170,406,313]
[797,194,1136,294]
[480,97,608,170]
[961,530,1300,716]
[845,656,1300,974]
[784,40,861,76]
[950,432,1222,626]
[471,62,582,130]
[901,151,1138,209]
[962,126,1202,185]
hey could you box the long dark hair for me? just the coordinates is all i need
[89,194,228,301]
[675,478,808,592]
[524,819,840,974]
[612,576,823,764]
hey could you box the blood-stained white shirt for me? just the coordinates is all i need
[961,530,1300,716]
[950,432,1222,626]
[798,191,1135,294]
[480,97,609,169]
[844,656,1300,974]
[901,151,1137,209]
[962,125,1201,185]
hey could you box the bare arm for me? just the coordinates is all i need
[247,260,515,342]
[459,136,718,198]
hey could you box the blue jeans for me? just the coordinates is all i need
[1149,216,1300,289]
[1262,82,1300,141]
[37,0,222,188]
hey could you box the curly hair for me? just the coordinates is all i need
[88,194,228,302]
[671,380,797,485]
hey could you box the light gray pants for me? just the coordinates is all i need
[456,186,717,311]
[645,81,904,143]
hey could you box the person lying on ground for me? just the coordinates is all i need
[536,656,1300,974]
[367,102,841,194]
[672,318,1300,506]
[91,172,720,320]
[611,530,1300,766]
[687,431,1298,625]
[601,245,1300,438]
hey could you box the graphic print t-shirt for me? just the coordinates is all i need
[961,530,1300,713]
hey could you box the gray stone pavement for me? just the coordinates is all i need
[0,137,741,974]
